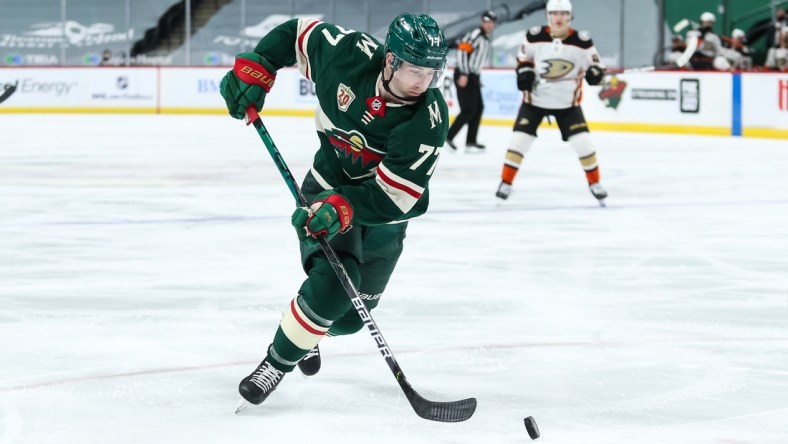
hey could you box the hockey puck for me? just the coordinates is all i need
[524,416,540,440]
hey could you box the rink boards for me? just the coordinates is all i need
[0,66,786,139]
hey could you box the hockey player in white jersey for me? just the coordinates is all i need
[495,0,608,205]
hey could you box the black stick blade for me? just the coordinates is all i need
[406,390,477,422]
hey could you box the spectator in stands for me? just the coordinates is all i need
[689,12,730,71]
[746,7,787,50]
[665,34,687,67]
[765,26,788,71]
[722,29,752,70]
[100,49,113,66]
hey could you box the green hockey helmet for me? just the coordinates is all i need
[385,13,448,71]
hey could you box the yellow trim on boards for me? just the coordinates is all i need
[0,107,157,114]
[1,108,785,139]
[479,117,731,136]
[158,108,315,117]
[0,107,315,117]
[742,127,788,139]
[587,122,730,136]
[159,108,226,115]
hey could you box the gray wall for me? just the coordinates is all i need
[0,0,659,68]
[491,0,660,69]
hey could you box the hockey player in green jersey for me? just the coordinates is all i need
[219,13,450,408]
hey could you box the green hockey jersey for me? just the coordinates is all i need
[254,18,449,226]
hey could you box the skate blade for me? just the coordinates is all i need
[597,198,607,207]
[235,399,251,414]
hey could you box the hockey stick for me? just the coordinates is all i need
[675,31,699,69]
[536,76,583,84]
[672,18,699,34]
[537,65,657,87]
[244,107,477,423]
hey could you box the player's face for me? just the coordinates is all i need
[390,60,437,98]
[548,11,571,33]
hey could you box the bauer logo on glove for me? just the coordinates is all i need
[219,52,277,120]
[237,62,275,90]
[291,190,353,245]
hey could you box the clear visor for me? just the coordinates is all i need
[393,59,446,89]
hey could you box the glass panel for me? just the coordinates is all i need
[332,0,369,35]
[429,0,493,35]
[486,0,659,68]
[244,0,296,39]
[575,0,622,68]
[0,0,63,66]
[290,0,333,23]
[622,0,659,68]
[433,1,497,56]
[183,0,337,66]
[63,0,130,66]
[129,0,184,65]
[187,0,245,66]
[369,0,424,40]
[0,0,660,68]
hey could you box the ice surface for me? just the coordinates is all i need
[1,115,787,443]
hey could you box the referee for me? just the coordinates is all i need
[446,10,497,151]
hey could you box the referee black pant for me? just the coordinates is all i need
[447,72,484,144]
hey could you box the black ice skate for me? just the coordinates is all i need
[589,183,608,206]
[495,181,512,200]
[445,139,457,150]
[297,345,321,377]
[238,358,285,406]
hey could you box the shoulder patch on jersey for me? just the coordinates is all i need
[526,26,551,43]
[337,83,355,112]
[563,30,594,49]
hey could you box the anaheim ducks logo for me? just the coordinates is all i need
[538,59,575,79]
[326,128,383,168]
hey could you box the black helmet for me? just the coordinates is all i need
[482,10,497,22]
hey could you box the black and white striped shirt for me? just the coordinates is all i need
[456,27,491,75]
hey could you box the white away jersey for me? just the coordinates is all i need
[518,26,603,109]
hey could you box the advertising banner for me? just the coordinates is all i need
[1,67,785,139]
[158,67,320,113]
[740,73,788,137]
[473,70,732,133]
[0,67,156,111]
[158,67,225,111]
[581,72,731,130]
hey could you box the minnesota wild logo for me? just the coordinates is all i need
[326,127,383,168]
[598,75,627,110]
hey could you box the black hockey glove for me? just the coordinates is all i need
[516,66,536,92]
[585,65,606,86]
